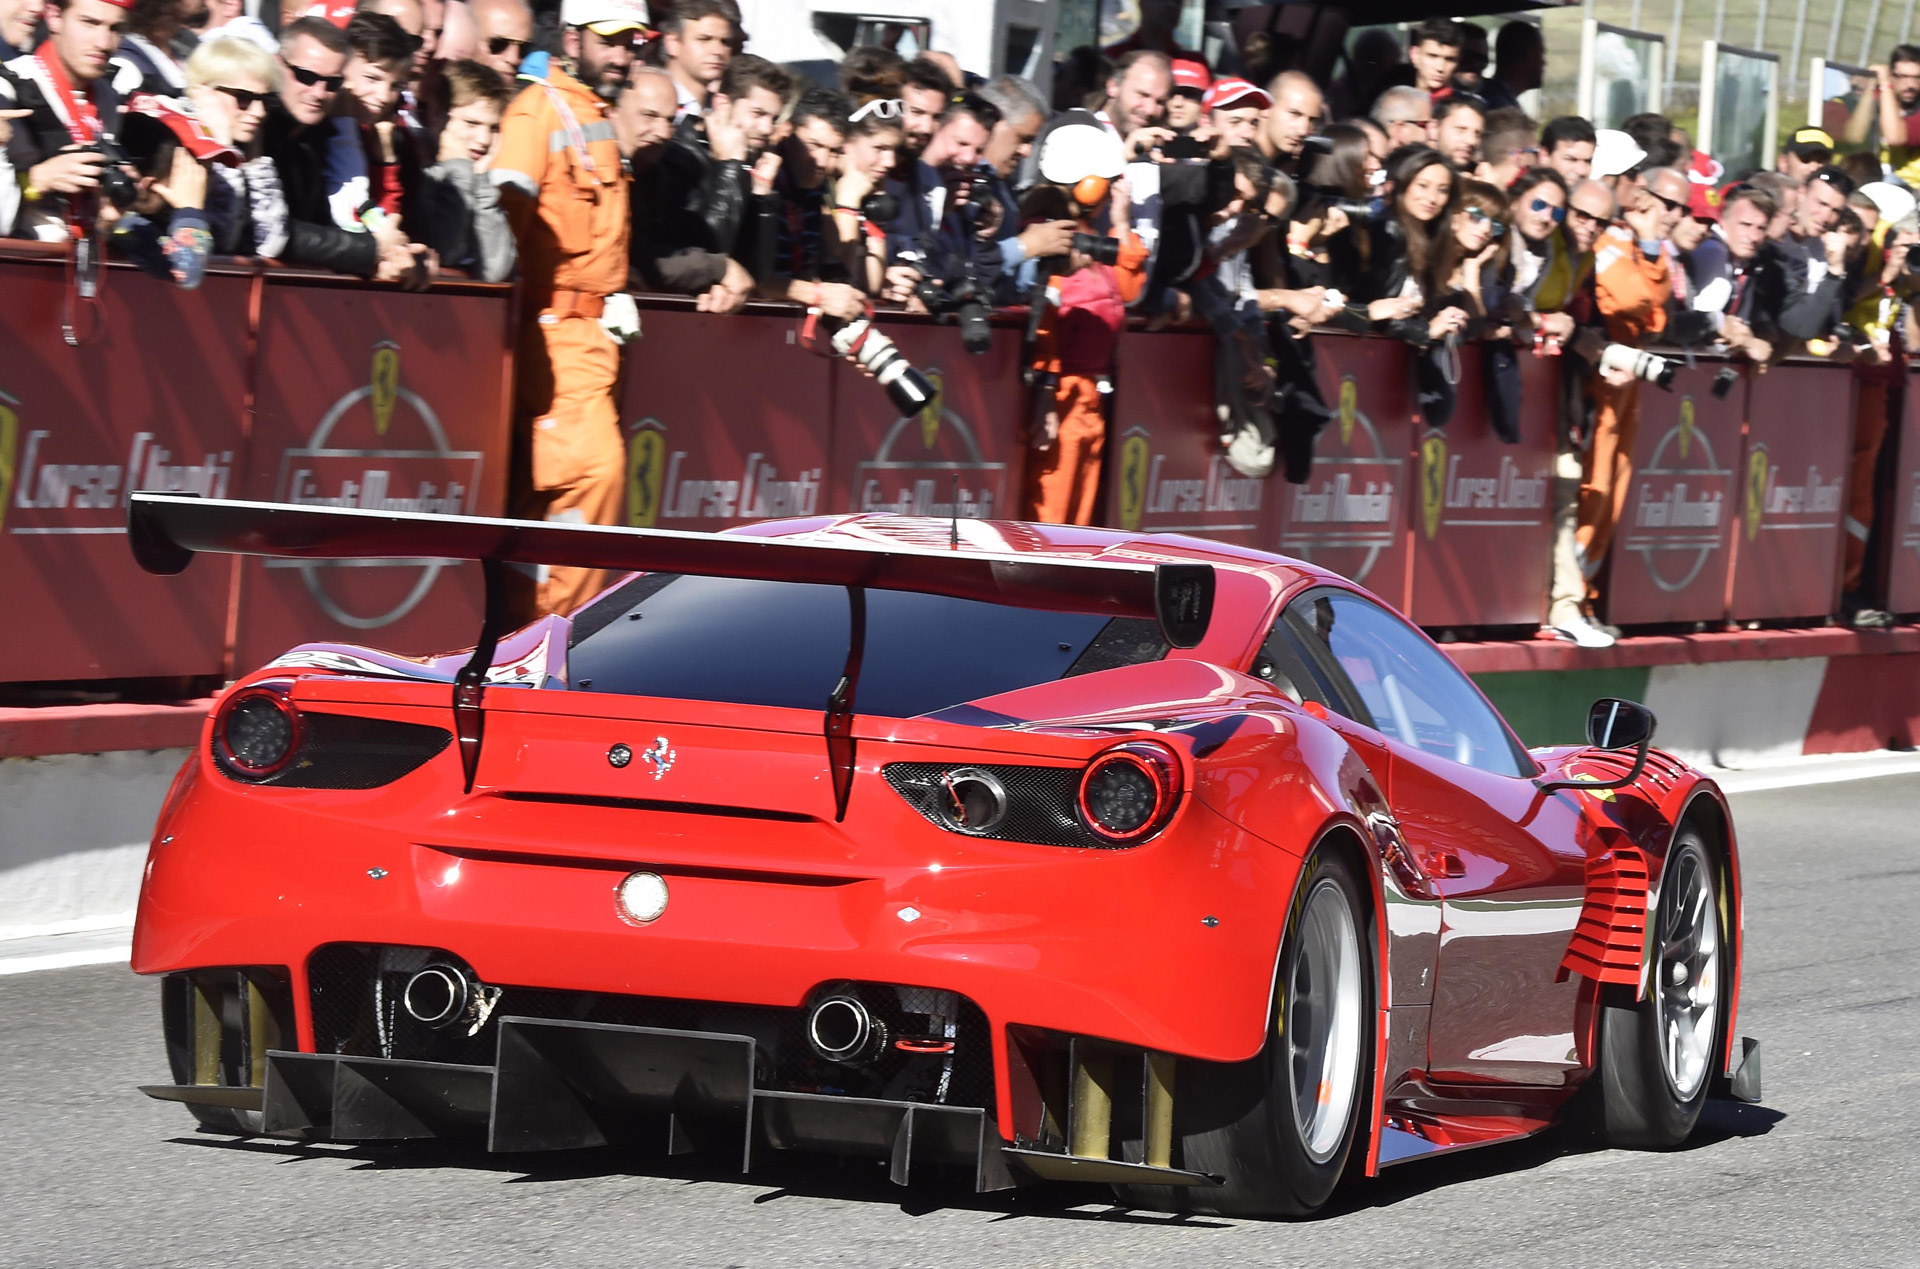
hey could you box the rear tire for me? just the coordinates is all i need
[1117,848,1374,1217]
[1591,829,1724,1148]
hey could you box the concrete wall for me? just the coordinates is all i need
[0,750,185,939]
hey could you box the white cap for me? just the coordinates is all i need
[560,0,648,34]
[1859,180,1918,226]
[1591,129,1647,180]
[1038,115,1126,185]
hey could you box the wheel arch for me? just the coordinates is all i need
[1672,784,1744,1082]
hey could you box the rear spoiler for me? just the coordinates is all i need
[127,495,1216,807]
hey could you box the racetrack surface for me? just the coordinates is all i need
[6,775,1917,1268]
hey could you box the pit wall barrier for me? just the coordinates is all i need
[2,248,1916,689]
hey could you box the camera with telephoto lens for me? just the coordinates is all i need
[1327,196,1389,225]
[913,274,994,355]
[828,318,937,417]
[1070,230,1119,266]
[1598,342,1677,390]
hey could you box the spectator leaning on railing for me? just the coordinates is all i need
[879,90,1004,312]
[183,33,288,257]
[3,0,143,241]
[412,56,512,280]
[491,0,639,618]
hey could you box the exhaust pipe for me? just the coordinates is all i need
[807,994,887,1064]
[401,965,474,1030]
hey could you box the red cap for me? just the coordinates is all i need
[298,0,357,26]
[1170,58,1210,93]
[1686,149,1725,220]
[1202,76,1271,113]
[123,95,245,167]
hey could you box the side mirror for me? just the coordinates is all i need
[1538,697,1657,795]
[1587,698,1655,751]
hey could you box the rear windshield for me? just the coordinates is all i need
[566,574,1170,717]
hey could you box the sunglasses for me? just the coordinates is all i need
[1645,187,1688,214]
[282,60,344,93]
[214,84,271,110]
[848,97,902,122]
[1465,205,1507,237]
[1527,196,1566,222]
[1567,205,1608,227]
[487,35,528,57]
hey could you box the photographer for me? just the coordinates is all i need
[98,93,223,287]
[1678,184,1780,364]
[3,0,145,242]
[1018,118,1145,524]
[879,90,1004,331]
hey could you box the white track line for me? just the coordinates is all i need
[1708,751,1920,794]
[0,930,131,977]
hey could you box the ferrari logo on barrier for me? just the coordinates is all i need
[1117,429,1150,532]
[371,342,400,437]
[0,391,17,533]
[1745,445,1769,542]
[1677,396,1696,460]
[1338,376,1358,446]
[627,419,666,529]
[918,368,944,449]
[1420,433,1446,540]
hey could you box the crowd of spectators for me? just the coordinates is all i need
[1,0,1916,637]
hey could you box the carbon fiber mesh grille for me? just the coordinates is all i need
[884,761,1125,849]
[213,712,451,789]
[305,944,995,1111]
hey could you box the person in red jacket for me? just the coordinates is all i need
[1020,118,1147,525]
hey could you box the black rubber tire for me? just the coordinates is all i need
[1590,829,1723,1149]
[1116,848,1374,1217]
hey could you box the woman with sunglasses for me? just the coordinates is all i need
[183,35,289,257]
[1439,178,1513,332]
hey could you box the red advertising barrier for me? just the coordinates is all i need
[1602,364,1742,627]
[1728,364,1851,621]
[233,278,513,675]
[1106,328,1269,546]
[1280,333,1415,610]
[827,319,1025,521]
[620,303,833,531]
[1888,374,1920,614]
[0,257,248,682]
[1406,351,1556,628]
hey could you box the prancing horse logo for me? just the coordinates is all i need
[640,736,676,781]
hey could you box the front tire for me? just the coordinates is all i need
[1592,829,1724,1148]
[1121,849,1374,1217]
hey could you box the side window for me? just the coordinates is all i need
[1287,590,1527,777]
[1250,615,1335,706]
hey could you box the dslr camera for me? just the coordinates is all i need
[913,273,994,355]
[827,318,937,417]
[1598,342,1678,391]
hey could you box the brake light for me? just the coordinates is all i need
[215,685,300,778]
[1077,741,1181,844]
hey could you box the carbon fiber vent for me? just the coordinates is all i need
[212,712,451,789]
[884,761,1129,849]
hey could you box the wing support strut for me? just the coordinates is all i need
[826,586,866,822]
[453,558,506,794]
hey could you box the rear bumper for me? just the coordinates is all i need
[141,1018,1222,1192]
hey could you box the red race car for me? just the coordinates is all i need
[127,493,1759,1217]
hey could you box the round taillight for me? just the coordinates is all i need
[217,687,299,777]
[1077,741,1181,844]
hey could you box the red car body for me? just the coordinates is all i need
[128,495,1756,1200]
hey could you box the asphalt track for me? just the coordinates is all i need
[6,774,1918,1269]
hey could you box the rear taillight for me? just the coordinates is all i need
[215,686,300,778]
[1077,741,1181,844]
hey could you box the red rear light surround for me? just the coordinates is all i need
[213,683,303,779]
[1076,740,1183,845]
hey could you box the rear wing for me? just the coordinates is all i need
[127,495,1216,810]
[126,494,1213,646]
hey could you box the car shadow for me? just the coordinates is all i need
[167,1098,1783,1226]
[165,1133,1234,1228]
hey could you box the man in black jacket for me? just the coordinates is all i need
[260,14,417,279]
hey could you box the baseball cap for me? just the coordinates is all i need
[1038,111,1127,184]
[1859,180,1918,225]
[1786,126,1836,160]
[122,94,244,167]
[1202,76,1271,113]
[297,0,356,26]
[560,0,649,35]
[1170,57,1210,94]
[1591,128,1647,179]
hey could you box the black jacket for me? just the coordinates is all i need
[260,102,379,277]
[1,52,141,231]
[626,123,753,293]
